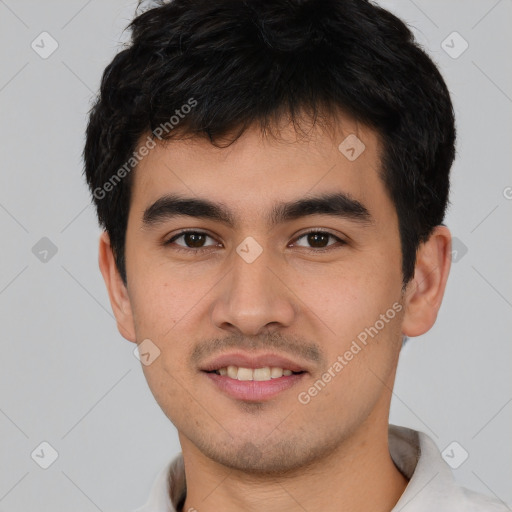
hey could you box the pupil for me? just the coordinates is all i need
[308,233,328,248]
[186,233,205,247]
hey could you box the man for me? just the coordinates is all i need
[83,0,508,510]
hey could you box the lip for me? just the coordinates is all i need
[203,371,306,401]
[199,351,309,373]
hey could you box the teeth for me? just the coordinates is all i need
[237,367,253,381]
[227,365,238,379]
[253,367,271,381]
[270,367,284,378]
[215,365,299,381]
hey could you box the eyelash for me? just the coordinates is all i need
[163,229,347,254]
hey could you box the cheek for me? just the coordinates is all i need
[129,280,202,409]
[296,308,402,423]
[134,281,198,416]
[293,262,400,340]
[128,264,208,340]
[293,263,403,395]
[141,358,191,429]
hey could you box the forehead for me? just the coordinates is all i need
[128,116,387,223]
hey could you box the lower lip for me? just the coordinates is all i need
[202,371,306,401]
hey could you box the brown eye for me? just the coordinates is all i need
[293,230,345,250]
[181,232,207,248]
[305,232,330,248]
[165,231,219,251]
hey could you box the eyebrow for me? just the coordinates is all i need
[141,192,373,230]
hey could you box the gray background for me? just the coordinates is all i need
[0,1,511,511]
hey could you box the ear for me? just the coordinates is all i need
[401,225,452,337]
[98,231,137,343]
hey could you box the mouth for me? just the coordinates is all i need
[204,366,306,380]
[199,352,309,401]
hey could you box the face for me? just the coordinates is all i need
[117,116,409,474]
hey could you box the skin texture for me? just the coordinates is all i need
[98,115,451,512]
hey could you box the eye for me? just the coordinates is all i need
[164,230,220,253]
[291,230,346,251]
[163,229,346,254]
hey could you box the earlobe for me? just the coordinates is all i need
[98,231,137,343]
[401,226,452,337]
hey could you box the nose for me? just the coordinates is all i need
[210,246,297,337]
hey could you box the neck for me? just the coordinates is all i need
[178,419,408,512]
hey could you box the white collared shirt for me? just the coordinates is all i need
[133,424,509,512]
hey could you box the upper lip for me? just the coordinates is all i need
[200,352,309,373]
